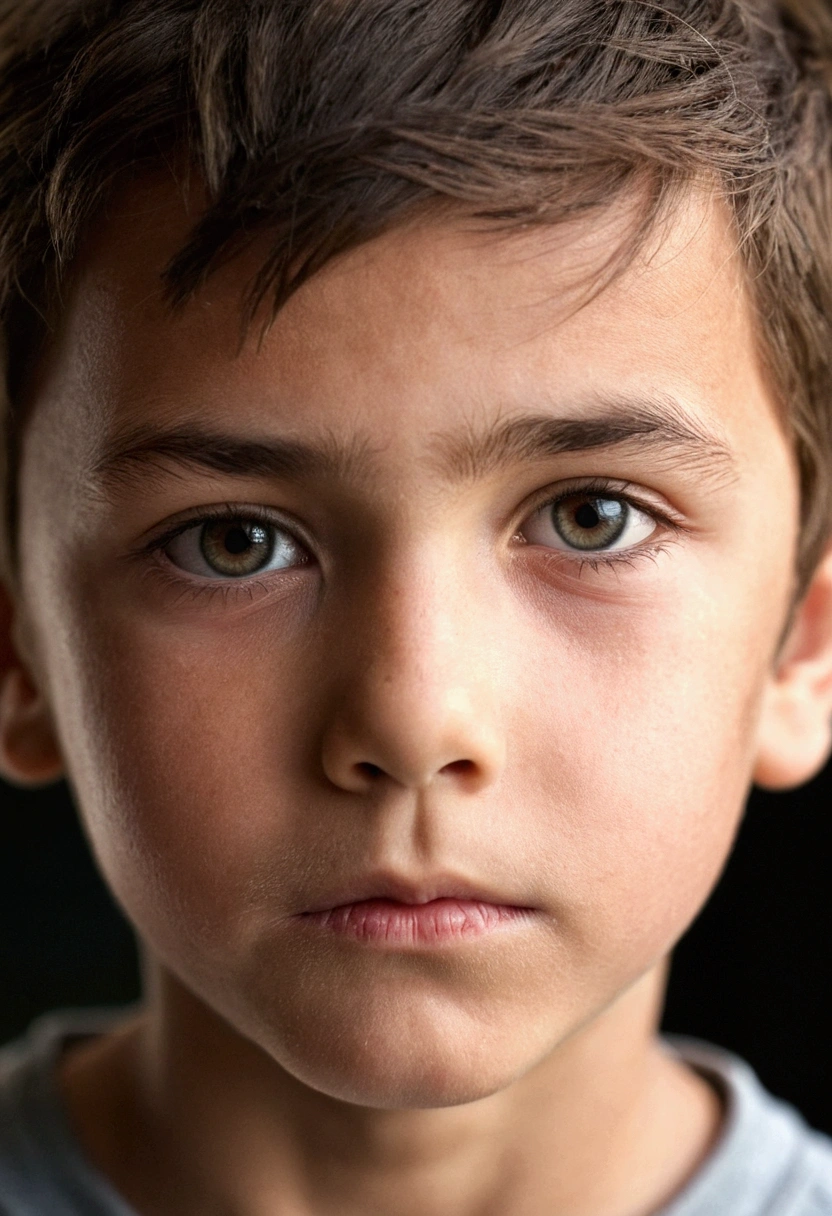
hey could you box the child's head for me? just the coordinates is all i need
[1,0,832,1110]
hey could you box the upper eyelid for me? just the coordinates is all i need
[520,478,683,531]
[138,503,306,554]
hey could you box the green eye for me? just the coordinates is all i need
[552,495,628,551]
[522,490,658,555]
[164,516,305,579]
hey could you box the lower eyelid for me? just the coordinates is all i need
[140,557,309,607]
[525,539,677,590]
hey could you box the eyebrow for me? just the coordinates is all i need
[88,423,375,497]
[87,393,736,498]
[434,394,736,483]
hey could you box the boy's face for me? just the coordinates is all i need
[14,181,798,1106]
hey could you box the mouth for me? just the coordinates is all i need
[297,880,537,946]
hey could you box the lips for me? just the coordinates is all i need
[302,897,533,945]
[297,878,536,946]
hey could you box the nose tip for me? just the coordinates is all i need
[320,695,504,796]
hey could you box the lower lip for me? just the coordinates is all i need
[301,898,532,945]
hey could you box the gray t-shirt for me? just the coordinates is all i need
[1,1008,832,1214]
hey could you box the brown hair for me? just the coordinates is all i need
[0,0,831,592]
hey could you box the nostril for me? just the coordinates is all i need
[442,759,476,776]
[356,761,384,780]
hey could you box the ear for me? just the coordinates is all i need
[0,578,64,787]
[753,544,832,790]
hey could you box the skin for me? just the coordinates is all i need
[2,176,832,1215]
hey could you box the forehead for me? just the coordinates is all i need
[27,173,788,498]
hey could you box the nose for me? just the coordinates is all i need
[318,555,506,795]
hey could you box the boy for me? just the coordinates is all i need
[1,0,832,1211]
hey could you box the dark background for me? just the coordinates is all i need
[2,763,830,1131]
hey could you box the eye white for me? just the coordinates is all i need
[164,519,305,580]
[522,494,658,554]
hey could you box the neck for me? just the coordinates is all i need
[60,961,721,1216]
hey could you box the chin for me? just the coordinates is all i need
[177,943,576,1110]
[276,1036,528,1110]
[248,987,552,1110]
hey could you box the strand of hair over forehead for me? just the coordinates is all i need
[0,0,797,326]
[176,0,791,320]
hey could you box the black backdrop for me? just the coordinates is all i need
[2,763,831,1131]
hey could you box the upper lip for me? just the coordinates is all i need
[298,874,533,916]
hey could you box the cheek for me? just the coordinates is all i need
[37,585,317,962]
[507,567,780,970]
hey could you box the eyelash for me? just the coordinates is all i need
[136,502,307,606]
[519,477,682,574]
[136,480,680,604]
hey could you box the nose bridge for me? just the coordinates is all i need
[319,540,505,793]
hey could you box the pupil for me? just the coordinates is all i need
[574,503,601,530]
[225,525,256,555]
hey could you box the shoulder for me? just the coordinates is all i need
[803,1152,832,1212]
[0,1008,137,1215]
[792,1127,832,1213]
[663,1038,832,1216]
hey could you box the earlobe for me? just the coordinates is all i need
[0,581,64,787]
[753,545,832,791]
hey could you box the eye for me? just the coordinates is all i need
[521,490,658,554]
[163,517,306,579]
